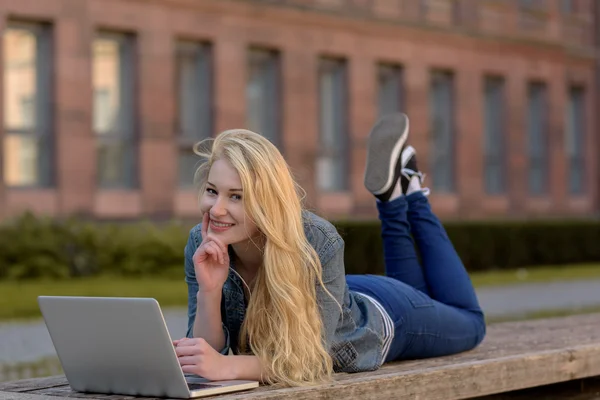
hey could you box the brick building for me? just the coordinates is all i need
[0,0,598,221]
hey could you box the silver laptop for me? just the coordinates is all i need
[38,296,259,398]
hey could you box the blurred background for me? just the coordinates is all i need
[0,0,599,383]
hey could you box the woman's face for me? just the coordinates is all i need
[199,158,259,245]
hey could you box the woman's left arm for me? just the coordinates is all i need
[315,237,347,352]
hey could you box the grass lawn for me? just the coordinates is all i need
[469,263,600,287]
[485,305,600,324]
[0,276,188,321]
[1,263,600,322]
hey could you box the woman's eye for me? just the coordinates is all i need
[206,188,217,195]
[232,194,242,201]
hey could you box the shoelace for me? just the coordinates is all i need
[401,168,431,196]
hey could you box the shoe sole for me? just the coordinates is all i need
[363,113,409,195]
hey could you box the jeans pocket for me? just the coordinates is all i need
[405,287,434,308]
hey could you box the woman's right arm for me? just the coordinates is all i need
[184,225,230,354]
[192,289,225,351]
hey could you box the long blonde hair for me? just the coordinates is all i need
[194,129,334,386]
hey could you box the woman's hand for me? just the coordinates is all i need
[193,213,230,293]
[174,338,235,381]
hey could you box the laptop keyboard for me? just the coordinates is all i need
[188,383,220,390]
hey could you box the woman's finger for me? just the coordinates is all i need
[176,337,200,347]
[177,355,200,366]
[193,243,209,264]
[204,234,228,255]
[204,244,219,263]
[181,365,197,374]
[208,241,224,264]
[175,346,201,357]
[210,242,225,264]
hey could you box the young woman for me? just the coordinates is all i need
[174,113,486,386]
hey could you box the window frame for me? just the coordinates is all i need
[317,57,349,192]
[483,75,507,195]
[175,39,213,189]
[93,30,137,189]
[246,47,281,150]
[2,20,53,188]
[377,62,404,118]
[429,69,456,193]
[526,81,549,196]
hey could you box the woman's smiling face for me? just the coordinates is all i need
[199,158,259,244]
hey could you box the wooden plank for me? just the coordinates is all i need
[473,377,600,399]
[2,314,600,399]
[0,392,71,400]
[0,377,67,393]
[26,388,141,400]
[192,345,600,399]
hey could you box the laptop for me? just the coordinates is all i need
[38,296,259,398]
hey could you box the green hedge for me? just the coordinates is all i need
[0,213,188,280]
[0,213,599,280]
[335,220,600,274]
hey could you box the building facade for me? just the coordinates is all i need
[0,0,597,221]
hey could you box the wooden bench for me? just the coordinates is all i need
[1,313,600,400]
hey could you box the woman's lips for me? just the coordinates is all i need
[209,219,235,232]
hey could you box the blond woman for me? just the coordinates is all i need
[174,114,486,386]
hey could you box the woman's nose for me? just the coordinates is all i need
[210,197,227,216]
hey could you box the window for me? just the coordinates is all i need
[483,76,506,195]
[377,63,403,117]
[3,22,52,187]
[246,48,280,148]
[175,40,212,188]
[430,70,455,192]
[560,0,575,13]
[420,0,428,20]
[452,0,479,27]
[93,32,136,189]
[93,32,136,188]
[318,58,348,192]
[519,0,545,9]
[565,86,585,194]
[527,82,548,195]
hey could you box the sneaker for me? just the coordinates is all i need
[400,145,430,196]
[363,113,410,202]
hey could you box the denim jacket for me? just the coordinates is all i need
[184,211,386,372]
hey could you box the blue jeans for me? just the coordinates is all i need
[346,192,486,362]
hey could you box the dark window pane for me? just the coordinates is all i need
[378,64,403,117]
[430,70,454,192]
[566,86,585,194]
[318,58,347,192]
[178,149,201,188]
[177,41,212,141]
[93,32,136,189]
[176,41,212,189]
[527,82,548,195]
[483,76,506,195]
[98,140,125,187]
[247,48,280,148]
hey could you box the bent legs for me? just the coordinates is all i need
[351,192,485,361]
